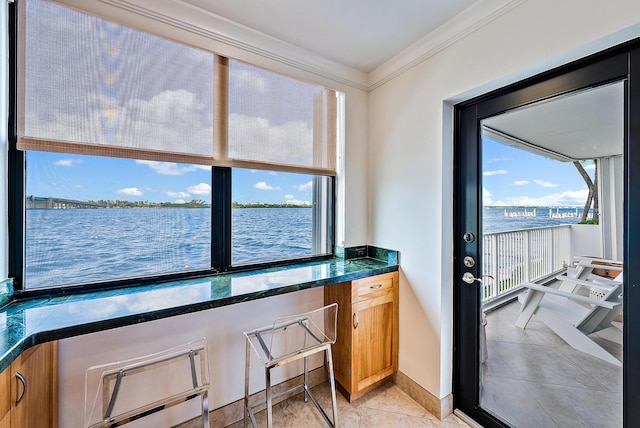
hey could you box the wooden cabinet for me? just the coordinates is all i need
[325,271,398,402]
[0,342,58,428]
[1,363,10,428]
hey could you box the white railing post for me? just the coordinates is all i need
[491,236,499,300]
[524,230,531,282]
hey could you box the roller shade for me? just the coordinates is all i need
[17,0,337,176]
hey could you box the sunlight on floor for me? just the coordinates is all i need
[482,300,622,428]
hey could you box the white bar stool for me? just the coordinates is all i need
[84,339,210,428]
[243,303,339,427]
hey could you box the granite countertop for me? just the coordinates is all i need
[0,247,398,372]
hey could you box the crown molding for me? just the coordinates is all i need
[367,0,526,91]
[69,0,524,92]
[91,0,370,91]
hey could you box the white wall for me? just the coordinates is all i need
[571,224,603,259]
[368,0,640,399]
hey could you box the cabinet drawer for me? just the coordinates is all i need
[352,272,397,302]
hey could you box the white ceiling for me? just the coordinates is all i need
[483,82,624,161]
[181,0,478,73]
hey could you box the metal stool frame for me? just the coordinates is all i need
[243,304,339,428]
[85,340,209,428]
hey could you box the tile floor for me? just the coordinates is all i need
[482,299,622,428]
[226,381,470,428]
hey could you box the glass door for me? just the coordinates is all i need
[479,83,623,427]
[454,48,640,427]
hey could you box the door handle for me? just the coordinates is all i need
[353,313,359,329]
[15,372,27,405]
[462,273,494,284]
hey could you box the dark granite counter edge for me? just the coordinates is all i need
[0,252,397,372]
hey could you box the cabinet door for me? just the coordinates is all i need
[11,343,55,428]
[0,413,9,428]
[352,292,397,392]
[0,365,9,428]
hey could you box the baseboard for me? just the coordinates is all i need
[393,371,453,420]
[177,367,328,428]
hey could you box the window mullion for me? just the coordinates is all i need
[8,0,24,290]
[211,167,232,271]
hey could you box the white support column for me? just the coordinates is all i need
[598,156,623,260]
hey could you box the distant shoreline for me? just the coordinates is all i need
[25,196,311,209]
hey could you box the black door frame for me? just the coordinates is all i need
[453,41,640,427]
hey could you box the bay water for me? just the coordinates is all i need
[25,208,312,288]
[24,206,585,288]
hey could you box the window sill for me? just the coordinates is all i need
[0,247,398,372]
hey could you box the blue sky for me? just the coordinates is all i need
[483,137,595,207]
[26,152,314,205]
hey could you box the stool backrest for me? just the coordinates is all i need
[245,303,338,366]
[84,339,209,428]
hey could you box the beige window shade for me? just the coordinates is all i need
[17,0,337,175]
[18,0,214,164]
[225,60,337,175]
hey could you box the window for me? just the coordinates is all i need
[11,0,338,291]
[232,169,332,265]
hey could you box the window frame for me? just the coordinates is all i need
[7,0,337,297]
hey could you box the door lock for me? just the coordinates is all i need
[463,256,475,268]
[463,233,475,243]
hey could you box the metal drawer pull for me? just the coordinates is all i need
[16,372,27,405]
[370,284,383,289]
[353,313,359,329]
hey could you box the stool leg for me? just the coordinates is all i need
[326,348,338,427]
[202,391,209,428]
[303,355,309,402]
[244,338,251,428]
[266,367,273,428]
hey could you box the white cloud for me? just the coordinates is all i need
[483,188,493,205]
[187,183,211,195]
[483,169,508,176]
[254,181,281,191]
[116,187,143,196]
[513,180,529,186]
[285,199,310,206]
[584,163,596,170]
[488,157,512,163]
[229,114,313,166]
[55,158,82,167]
[284,195,311,205]
[174,199,186,204]
[167,191,190,198]
[297,181,313,192]
[534,179,559,188]
[232,69,267,94]
[136,160,209,176]
[26,89,213,156]
[498,189,589,207]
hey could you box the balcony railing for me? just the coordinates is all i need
[482,225,572,303]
